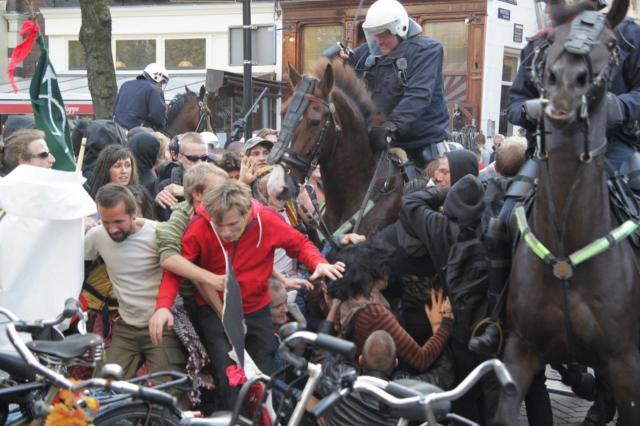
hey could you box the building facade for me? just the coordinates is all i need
[280,0,487,132]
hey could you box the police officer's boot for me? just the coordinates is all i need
[468,218,511,356]
[580,390,616,426]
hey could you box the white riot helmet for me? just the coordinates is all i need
[143,63,170,86]
[362,0,409,54]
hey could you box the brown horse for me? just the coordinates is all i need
[268,58,404,236]
[166,85,212,137]
[494,0,640,424]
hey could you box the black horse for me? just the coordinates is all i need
[494,0,640,424]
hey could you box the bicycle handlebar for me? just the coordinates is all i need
[312,359,516,423]
[0,298,85,335]
[283,331,356,359]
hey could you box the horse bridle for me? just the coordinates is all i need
[269,76,341,186]
[531,10,619,162]
[195,97,212,133]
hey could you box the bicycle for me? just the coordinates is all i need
[0,299,103,425]
[2,301,187,425]
[179,326,517,426]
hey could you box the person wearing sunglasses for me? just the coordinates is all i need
[1,129,55,175]
[155,132,208,221]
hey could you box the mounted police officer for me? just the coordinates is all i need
[113,63,169,131]
[328,0,449,170]
[469,2,640,424]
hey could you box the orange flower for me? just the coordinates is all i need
[45,403,88,426]
[84,396,100,413]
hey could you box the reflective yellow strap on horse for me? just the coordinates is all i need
[569,220,639,265]
[514,205,639,266]
[514,205,552,261]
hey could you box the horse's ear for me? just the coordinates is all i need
[318,64,334,99]
[288,63,302,88]
[185,85,194,94]
[606,0,629,29]
[199,85,206,101]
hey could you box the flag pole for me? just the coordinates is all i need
[75,137,87,173]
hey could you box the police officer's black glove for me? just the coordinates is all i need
[322,42,354,61]
[521,99,543,124]
[231,118,246,141]
[606,92,628,129]
[368,121,397,152]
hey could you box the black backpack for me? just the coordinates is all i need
[444,222,489,344]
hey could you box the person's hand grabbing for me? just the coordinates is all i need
[425,288,445,333]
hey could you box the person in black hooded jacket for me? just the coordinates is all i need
[128,132,160,196]
[75,120,127,181]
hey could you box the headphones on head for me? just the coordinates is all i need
[169,135,181,154]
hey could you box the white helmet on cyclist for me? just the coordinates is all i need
[362,0,410,53]
[143,63,170,86]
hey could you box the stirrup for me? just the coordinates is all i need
[470,318,504,357]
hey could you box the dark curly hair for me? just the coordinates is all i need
[219,150,241,173]
[327,238,395,301]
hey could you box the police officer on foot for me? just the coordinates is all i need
[114,63,169,131]
[329,0,449,170]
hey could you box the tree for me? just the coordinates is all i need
[79,0,117,119]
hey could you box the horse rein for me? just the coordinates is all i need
[195,98,212,133]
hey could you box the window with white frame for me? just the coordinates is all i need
[229,25,276,66]
[165,38,206,70]
[499,51,520,136]
[115,40,156,70]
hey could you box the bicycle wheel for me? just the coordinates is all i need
[93,401,181,426]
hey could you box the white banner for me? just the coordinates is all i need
[0,165,96,351]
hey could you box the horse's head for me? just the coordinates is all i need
[166,85,212,136]
[542,0,627,127]
[268,61,342,198]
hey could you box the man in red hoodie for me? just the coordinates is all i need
[149,180,344,410]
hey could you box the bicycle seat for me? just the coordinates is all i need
[0,351,36,382]
[26,333,103,361]
[386,379,450,422]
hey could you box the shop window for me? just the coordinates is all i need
[422,21,468,74]
[68,40,85,71]
[115,40,156,70]
[499,52,520,136]
[229,25,276,66]
[165,39,206,70]
[302,25,343,73]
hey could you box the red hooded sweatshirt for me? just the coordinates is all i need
[156,200,326,314]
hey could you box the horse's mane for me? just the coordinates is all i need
[310,58,377,123]
[550,0,599,25]
[167,90,198,125]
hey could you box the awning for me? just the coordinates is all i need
[0,73,208,116]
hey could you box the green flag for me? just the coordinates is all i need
[30,34,75,171]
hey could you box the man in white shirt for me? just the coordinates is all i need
[85,183,185,378]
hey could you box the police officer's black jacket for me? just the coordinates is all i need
[349,25,450,150]
[507,18,640,148]
[113,76,167,130]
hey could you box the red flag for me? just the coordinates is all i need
[7,19,40,93]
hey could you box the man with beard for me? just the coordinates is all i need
[85,183,185,378]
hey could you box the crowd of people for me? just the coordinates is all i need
[0,110,531,424]
[1,0,639,424]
